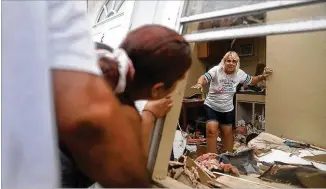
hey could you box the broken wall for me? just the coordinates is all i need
[265,4,326,147]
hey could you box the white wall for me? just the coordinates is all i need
[88,0,183,43]
[130,0,183,30]
[129,0,159,30]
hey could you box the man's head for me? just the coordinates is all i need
[120,25,192,100]
[97,25,192,100]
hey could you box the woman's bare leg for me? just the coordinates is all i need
[206,121,219,153]
[220,125,234,152]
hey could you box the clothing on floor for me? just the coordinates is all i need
[248,132,299,155]
[217,149,260,175]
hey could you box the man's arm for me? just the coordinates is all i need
[48,1,150,186]
[53,70,150,187]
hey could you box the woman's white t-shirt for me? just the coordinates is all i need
[204,64,252,112]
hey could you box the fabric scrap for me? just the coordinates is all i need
[248,132,299,155]
[217,149,260,175]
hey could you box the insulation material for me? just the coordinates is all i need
[258,149,326,171]
[259,149,312,165]
[298,149,326,158]
[172,130,187,159]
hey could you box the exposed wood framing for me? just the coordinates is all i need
[151,76,188,180]
[153,176,192,188]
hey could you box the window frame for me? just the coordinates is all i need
[93,0,127,28]
[180,0,319,24]
[184,19,326,42]
[180,0,326,42]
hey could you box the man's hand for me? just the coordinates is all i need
[191,83,203,92]
[144,96,173,118]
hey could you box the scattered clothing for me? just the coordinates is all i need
[217,149,260,175]
[195,153,240,177]
[248,132,299,155]
[245,133,259,144]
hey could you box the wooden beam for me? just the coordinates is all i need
[153,176,192,188]
[214,172,277,188]
[151,75,188,180]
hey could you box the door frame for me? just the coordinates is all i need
[91,0,135,45]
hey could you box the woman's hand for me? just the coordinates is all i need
[144,96,173,118]
[262,67,273,78]
[191,83,203,92]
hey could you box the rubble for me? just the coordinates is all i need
[169,128,326,188]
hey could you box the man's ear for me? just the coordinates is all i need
[98,58,119,88]
[151,82,165,99]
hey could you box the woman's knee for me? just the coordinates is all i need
[221,126,233,136]
[206,121,219,137]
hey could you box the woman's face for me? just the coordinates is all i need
[224,56,239,74]
[150,72,188,100]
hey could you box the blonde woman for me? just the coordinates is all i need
[192,51,272,153]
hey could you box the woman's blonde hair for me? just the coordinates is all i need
[220,51,240,74]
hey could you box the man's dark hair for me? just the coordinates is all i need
[120,24,191,89]
[95,42,113,52]
[94,25,192,93]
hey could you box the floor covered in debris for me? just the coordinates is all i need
[169,123,326,188]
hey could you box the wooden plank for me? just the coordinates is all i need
[151,76,188,180]
[213,172,277,188]
[241,174,297,188]
[153,176,192,188]
[185,157,216,187]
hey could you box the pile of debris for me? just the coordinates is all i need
[170,130,326,188]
